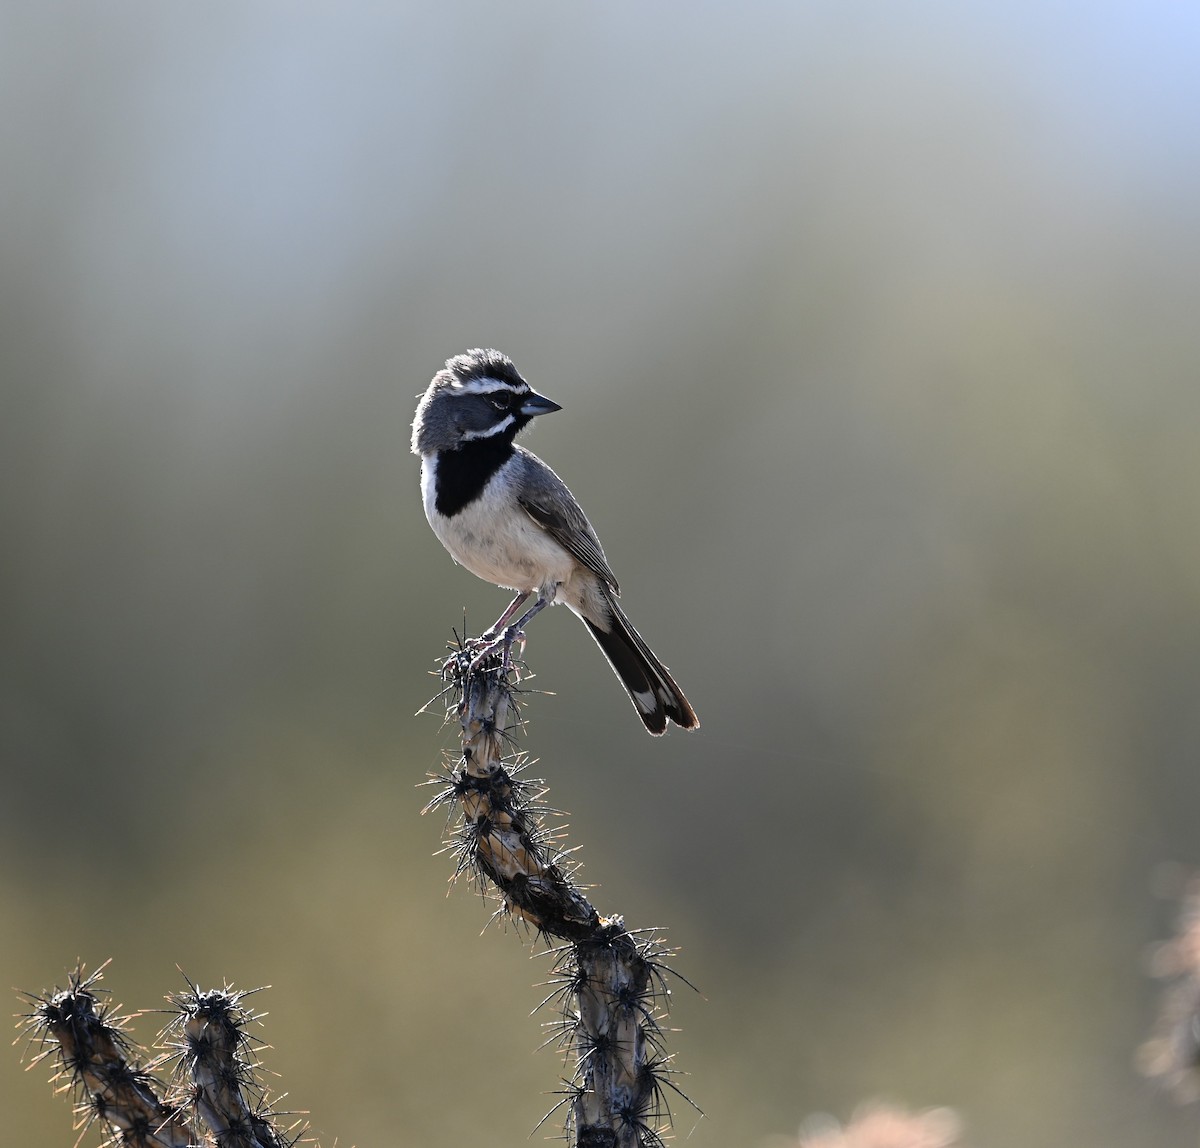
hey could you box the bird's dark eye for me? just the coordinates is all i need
[486,392,512,411]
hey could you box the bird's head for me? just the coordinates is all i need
[411,348,561,455]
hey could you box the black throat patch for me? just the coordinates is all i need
[434,439,514,517]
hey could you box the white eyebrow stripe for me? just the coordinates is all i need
[461,414,516,440]
[450,376,529,396]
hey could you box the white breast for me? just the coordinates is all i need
[421,453,576,596]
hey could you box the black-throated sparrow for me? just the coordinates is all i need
[412,348,699,735]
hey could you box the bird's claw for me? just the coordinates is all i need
[463,626,526,677]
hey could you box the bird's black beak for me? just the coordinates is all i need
[520,392,562,417]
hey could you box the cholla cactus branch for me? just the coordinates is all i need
[17,963,196,1148]
[428,649,598,937]
[160,982,300,1148]
[426,642,694,1146]
[565,925,684,1148]
[19,967,303,1148]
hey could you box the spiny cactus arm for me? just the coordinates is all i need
[563,925,685,1148]
[430,657,599,935]
[19,966,304,1148]
[160,981,301,1148]
[425,644,696,1147]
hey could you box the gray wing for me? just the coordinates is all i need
[514,447,621,594]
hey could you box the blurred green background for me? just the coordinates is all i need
[4,3,1200,1145]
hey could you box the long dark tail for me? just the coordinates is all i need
[581,590,699,735]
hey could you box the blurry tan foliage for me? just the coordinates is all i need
[1139,867,1200,1102]
[793,1103,964,1148]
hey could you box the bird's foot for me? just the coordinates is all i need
[464,625,526,677]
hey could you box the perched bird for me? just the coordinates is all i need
[412,348,699,735]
